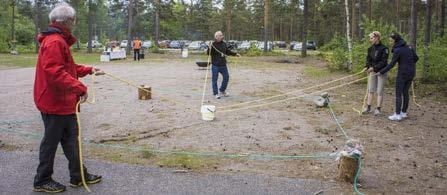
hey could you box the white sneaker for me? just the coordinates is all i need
[388,113,402,121]
[400,112,408,118]
[374,108,382,116]
[215,94,221,99]
[219,91,229,97]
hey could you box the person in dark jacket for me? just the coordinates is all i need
[379,33,419,121]
[33,3,104,193]
[363,31,389,116]
[207,31,241,99]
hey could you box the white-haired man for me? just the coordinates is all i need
[207,31,240,99]
[33,3,103,193]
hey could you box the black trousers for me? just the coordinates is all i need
[395,74,413,114]
[34,113,87,186]
[134,49,140,61]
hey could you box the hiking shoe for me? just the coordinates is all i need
[388,113,402,121]
[33,180,66,193]
[215,94,221,99]
[219,91,229,97]
[70,173,102,187]
[400,112,408,119]
[373,108,382,116]
[361,107,371,114]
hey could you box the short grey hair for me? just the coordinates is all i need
[49,2,76,23]
[214,31,223,39]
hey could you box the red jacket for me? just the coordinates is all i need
[34,23,93,115]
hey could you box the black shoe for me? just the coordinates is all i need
[33,180,66,193]
[69,173,102,187]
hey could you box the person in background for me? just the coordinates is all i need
[207,31,241,99]
[379,32,419,121]
[132,37,142,61]
[33,3,104,193]
[362,31,389,116]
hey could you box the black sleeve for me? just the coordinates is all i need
[380,49,399,74]
[374,47,389,72]
[365,47,372,68]
[225,43,238,56]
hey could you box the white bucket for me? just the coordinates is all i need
[201,105,216,121]
[182,49,188,58]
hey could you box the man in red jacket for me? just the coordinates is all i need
[33,3,104,193]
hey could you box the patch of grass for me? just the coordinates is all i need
[0,143,20,151]
[0,52,103,68]
[156,154,217,170]
[302,65,332,79]
[0,53,37,68]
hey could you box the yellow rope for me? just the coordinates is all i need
[219,75,369,113]
[218,70,365,109]
[75,101,91,193]
[352,72,369,115]
[75,73,97,193]
[411,81,421,107]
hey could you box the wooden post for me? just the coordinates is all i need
[337,155,358,183]
[138,85,151,100]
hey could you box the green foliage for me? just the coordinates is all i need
[425,36,447,82]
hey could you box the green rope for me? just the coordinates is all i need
[326,98,350,140]
[354,155,365,195]
[0,127,332,160]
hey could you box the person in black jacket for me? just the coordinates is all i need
[379,33,419,121]
[363,31,389,116]
[207,31,241,99]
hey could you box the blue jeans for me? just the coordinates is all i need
[211,65,229,95]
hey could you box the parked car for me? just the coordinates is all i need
[292,41,317,51]
[169,40,181,49]
[227,40,239,50]
[256,41,273,51]
[158,40,170,48]
[120,40,128,48]
[142,41,153,49]
[238,41,252,51]
[292,42,303,51]
[274,41,287,49]
[289,41,298,50]
[188,41,207,50]
[307,40,317,50]
[86,40,102,48]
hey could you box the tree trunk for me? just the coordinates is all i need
[396,0,401,32]
[87,0,93,53]
[301,0,308,57]
[351,0,357,41]
[154,0,160,47]
[423,0,432,81]
[225,0,232,40]
[358,0,364,39]
[345,0,353,70]
[127,0,134,54]
[441,0,445,37]
[369,0,372,19]
[263,0,269,52]
[409,0,418,49]
[34,0,42,53]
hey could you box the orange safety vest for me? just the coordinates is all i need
[133,40,142,49]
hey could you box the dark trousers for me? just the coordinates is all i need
[34,113,87,186]
[134,49,140,61]
[211,65,229,95]
[395,74,413,114]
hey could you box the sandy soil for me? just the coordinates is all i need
[1,53,446,194]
